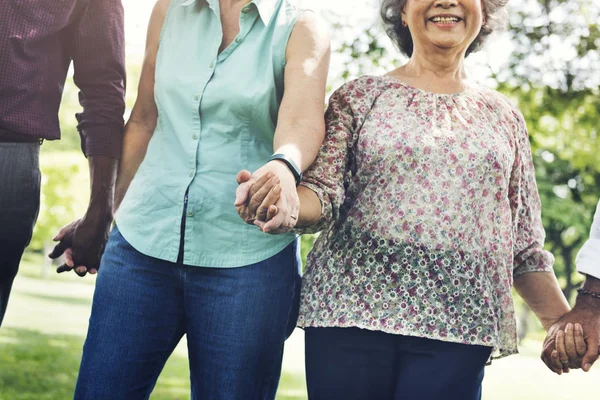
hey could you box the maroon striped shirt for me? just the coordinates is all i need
[0,0,125,158]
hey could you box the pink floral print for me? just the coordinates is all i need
[297,76,554,359]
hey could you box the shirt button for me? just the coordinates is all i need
[242,6,250,13]
[189,171,194,177]
[192,134,198,140]
[209,61,215,68]
[187,211,194,217]
[235,37,243,43]
[193,94,199,101]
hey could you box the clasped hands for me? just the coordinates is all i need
[541,297,600,374]
[235,160,299,234]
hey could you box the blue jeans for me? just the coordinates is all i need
[75,227,301,400]
[305,327,491,400]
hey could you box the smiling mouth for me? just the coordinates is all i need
[430,16,462,24]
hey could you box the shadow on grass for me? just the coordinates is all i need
[0,328,191,400]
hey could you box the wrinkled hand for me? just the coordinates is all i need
[542,298,600,374]
[235,161,299,234]
[235,171,281,224]
[48,213,112,277]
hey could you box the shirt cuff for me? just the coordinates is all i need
[576,238,600,279]
[79,125,123,159]
[291,181,328,235]
[513,249,555,278]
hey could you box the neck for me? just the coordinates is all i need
[405,47,467,83]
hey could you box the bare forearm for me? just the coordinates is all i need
[85,155,118,225]
[274,119,325,171]
[514,272,571,330]
[295,186,322,228]
[114,121,154,212]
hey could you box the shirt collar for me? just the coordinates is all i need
[181,0,277,25]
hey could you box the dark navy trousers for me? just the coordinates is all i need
[305,327,491,400]
[0,142,41,327]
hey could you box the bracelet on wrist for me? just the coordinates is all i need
[577,287,600,300]
[268,153,302,186]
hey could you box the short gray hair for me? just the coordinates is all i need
[380,0,508,57]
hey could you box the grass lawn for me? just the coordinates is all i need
[1,253,598,399]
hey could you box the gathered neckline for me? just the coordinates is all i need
[373,74,475,97]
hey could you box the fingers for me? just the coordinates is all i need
[249,177,280,221]
[555,330,570,373]
[255,184,282,221]
[48,240,69,259]
[582,335,599,372]
[550,350,565,375]
[235,169,252,185]
[574,324,587,358]
[249,172,275,199]
[541,336,564,375]
[266,205,278,221]
[259,211,286,234]
[56,264,73,274]
[234,170,254,206]
[64,248,75,268]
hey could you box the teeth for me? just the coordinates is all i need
[431,16,459,23]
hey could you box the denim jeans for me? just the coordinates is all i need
[0,142,41,326]
[305,327,491,400]
[75,227,301,400]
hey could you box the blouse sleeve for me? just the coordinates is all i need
[510,111,555,277]
[295,83,359,234]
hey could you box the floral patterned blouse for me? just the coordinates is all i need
[297,75,554,359]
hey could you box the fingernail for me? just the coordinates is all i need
[566,323,573,330]
[584,363,592,372]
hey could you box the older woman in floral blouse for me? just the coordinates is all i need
[238,0,580,398]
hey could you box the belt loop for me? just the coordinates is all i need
[38,138,44,145]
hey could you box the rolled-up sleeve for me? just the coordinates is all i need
[509,112,555,277]
[297,86,356,234]
[71,0,126,159]
[576,200,600,279]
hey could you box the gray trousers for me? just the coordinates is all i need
[0,142,41,326]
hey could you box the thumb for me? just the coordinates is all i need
[582,336,599,372]
[234,170,253,206]
[236,170,252,184]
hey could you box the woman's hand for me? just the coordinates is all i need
[235,170,283,227]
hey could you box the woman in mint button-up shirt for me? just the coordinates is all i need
[74,0,330,398]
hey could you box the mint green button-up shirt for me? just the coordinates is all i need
[116,0,300,267]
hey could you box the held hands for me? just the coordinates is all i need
[235,161,299,234]
[48,211,112,277]
[541,300,600,374]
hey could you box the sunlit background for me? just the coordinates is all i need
[1,1,599,399]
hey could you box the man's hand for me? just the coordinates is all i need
[542,295,600,374]
[235,161,299,234]
[49,211,113,277]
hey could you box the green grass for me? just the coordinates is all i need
[2,254,599,399]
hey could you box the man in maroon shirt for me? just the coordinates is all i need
[0,0,125,326]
